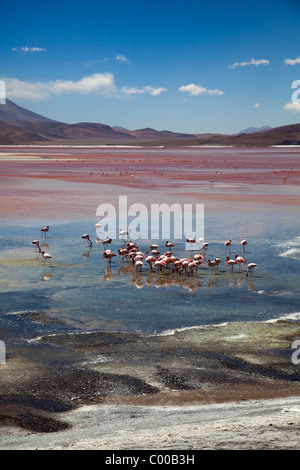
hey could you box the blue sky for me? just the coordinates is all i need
[1,0,300,133]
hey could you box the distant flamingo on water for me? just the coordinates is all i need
[186,238,196,249]
[225,239,232,253]
[41,251,52,267]
[103,249,116,264]
[241,238,247,253]
[134,258,144,272]
[207,259,217,272]
[235,254,246,271]
[225,256,237,272]
[165,240,175,248]
[82,234,92,247]
[145,252,156,271]
[202,241,209,252]
[119,229,131,237]
[40,226,49,237]
[102,238,112,249]
[214,257,222,271]
[32,240,41,253]
[246,263,257,276]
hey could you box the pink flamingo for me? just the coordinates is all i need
[40,226,49,237]
[103,249,116,264]
[241,238,247,253]
[82,234,92,247]
[118,247,129,260]
[201,241,209,254]
[150,244,159,251]
[41,251,52,267]
[145,253,156,271]
[154,259,166,272]
[207,259,217,272]
[225,239,232,253]
[151,249,160,257]
[225,256,237,272]
[165,241,175,248]
[186,238,196,249]
[120,228,131,237]
[246,263,257,276]
[102,238,112,249]
[235,254,246,271]
[32,240,41,253]
[188,261,198,275]
[214,257,222,271]
[135,259,144,271]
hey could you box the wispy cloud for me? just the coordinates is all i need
[12,46,46,52]
[115,54,130,63]
[282,102,300,113]
[121,85,167,96]
[178,84,224,96]
[254,103,261,108]
[4,74,166,101]
[228,58,269,69]
[104,54,130,63]
[284,57,300,66]
[4,73,117,100]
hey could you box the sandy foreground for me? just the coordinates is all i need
[1,321,300,450]
[0,397,300,450]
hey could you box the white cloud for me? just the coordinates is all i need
[4,78,50,100]
[4,73,117,100]
[282,102,300,113]
[4,74,167,101]
[104,54,130,63]
[178,83,224,96]
[115,54,130,63]
[12,46,46,52]
[51,73,116,95]
[121,85,167,96]
[228,58,269,69]
[254,103,260,108]
[284,57,300,66]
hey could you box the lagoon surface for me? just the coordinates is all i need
[0,146,299,360]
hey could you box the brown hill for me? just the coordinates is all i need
[0,100,299,146]
[0,99,57,123]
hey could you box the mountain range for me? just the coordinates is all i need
[0,99,300,146]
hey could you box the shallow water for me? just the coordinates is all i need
[0,147,299,357]
[0,217,299,338]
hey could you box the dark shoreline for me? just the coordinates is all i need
[1,317,300,434]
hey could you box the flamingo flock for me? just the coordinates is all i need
[101,235,257,277]
[32,225,257,278]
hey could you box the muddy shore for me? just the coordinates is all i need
[0,316,300,448]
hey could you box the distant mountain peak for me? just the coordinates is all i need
[112,125,130,131]
[0,99,58,123]
[238,125,272,135]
